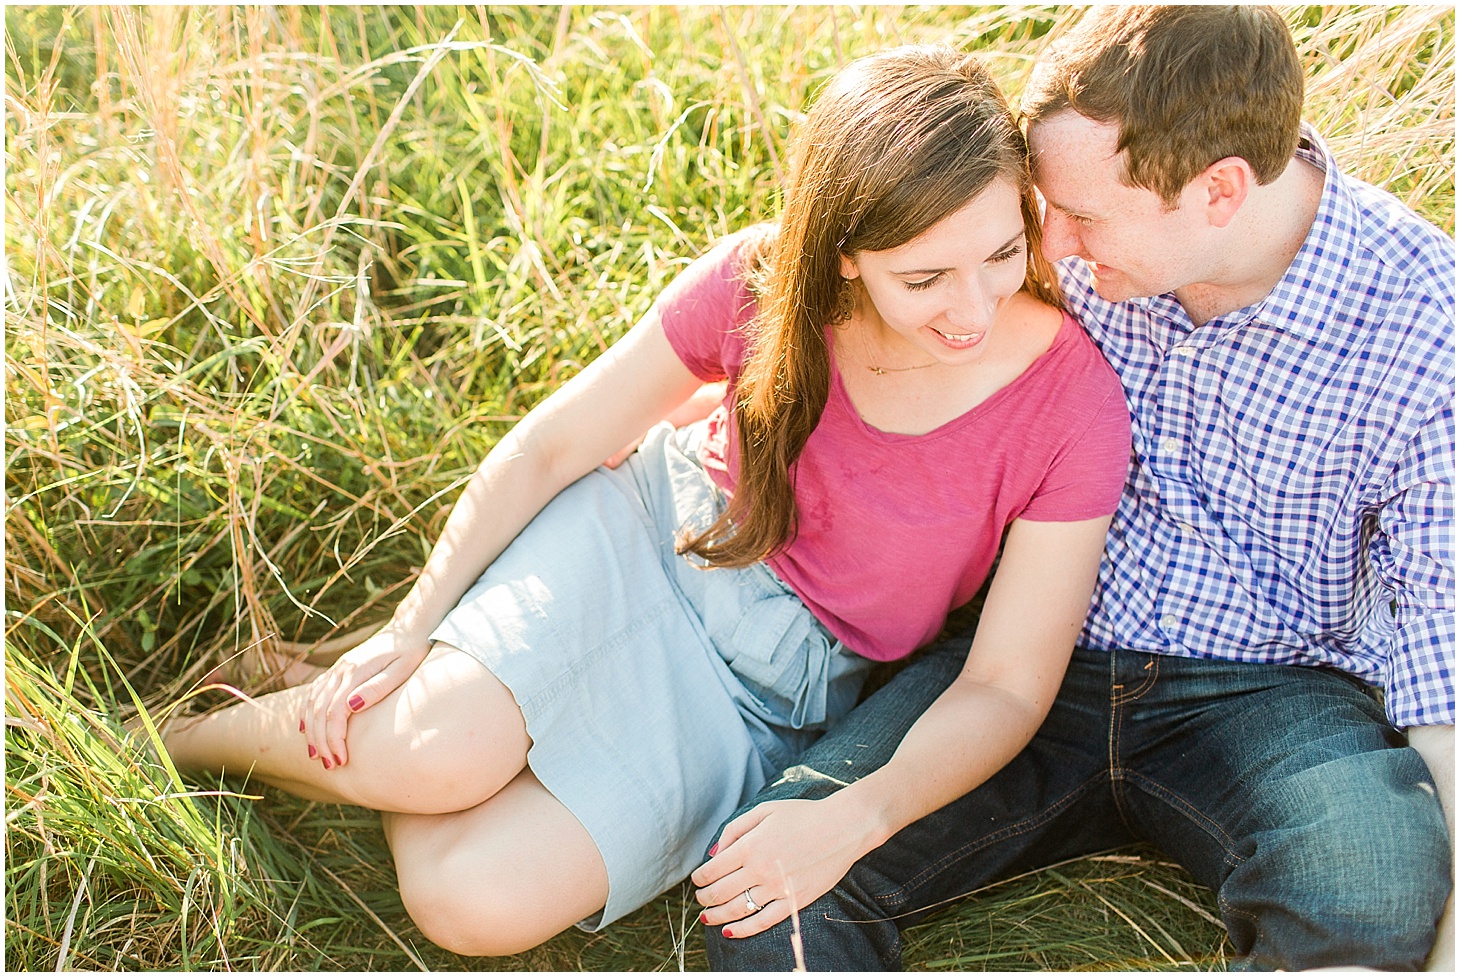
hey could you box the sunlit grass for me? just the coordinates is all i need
[6,4,1452,970]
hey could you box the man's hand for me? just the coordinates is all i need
[1408,724,1454,971]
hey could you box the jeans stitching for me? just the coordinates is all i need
[1109,654,1128,831]
[1107,650,1120,781]
[1217,886,1258,942]
[1109,652,1150,836]
[1122,768,1245,871]
[865,772,1113,907]
[1112,653,1160,706]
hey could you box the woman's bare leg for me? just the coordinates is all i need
[202,652,325,691]
[162,644,530,815]
[383,769,611,957]
[203,623,382,690]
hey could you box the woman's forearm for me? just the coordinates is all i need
[386,426,563,639]
[384,315,705,641]
[818,675,1057,857]
[826,517,1109,852]
[690,515,1110,938]
[687,656,1070,934]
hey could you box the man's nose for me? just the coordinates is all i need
[1041,209,1080,262]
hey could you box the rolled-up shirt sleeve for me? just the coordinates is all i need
[1374,397,1455,727]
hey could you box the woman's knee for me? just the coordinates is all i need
[390,781,607,958]
[397,848,558,957]
[399,888,528,958]
[341,649,529,813]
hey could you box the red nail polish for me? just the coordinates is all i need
[299,719,306,733]
[348,695,364,712]
[322,757,332,770]
[699,912,708,925]
[722,927,733,939]
[708,843,719,856]
[333,755,343,767]
[308,745,317,758]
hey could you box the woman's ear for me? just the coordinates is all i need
[838,253,860,279]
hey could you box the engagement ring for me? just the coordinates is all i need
[743,888,762,914]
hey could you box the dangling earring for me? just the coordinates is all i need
[835,277,855,323]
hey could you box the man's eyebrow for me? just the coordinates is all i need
[1033,184,1096,222]
[890,230,1027,275]
[1045,199,1098,221]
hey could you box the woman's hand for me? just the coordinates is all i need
[299,626,431,770]
[690,796,885,939]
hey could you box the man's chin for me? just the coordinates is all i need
[1088,263,1162,304]
[1090,274,1135,304]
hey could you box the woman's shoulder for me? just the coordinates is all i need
[1000,296,1128,427]
[659,224,776,304]
[1006,290,1064,344]
[1027,299,1123,393]
[721,221,778,248]
[700,222,776,264]
[1045,311,1132,441]
[655,226,779,377]
[992,291,1070,379]
[714,222,778,282]
[658,225,771,308]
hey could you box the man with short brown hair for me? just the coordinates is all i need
[1024,4,1303,207]
[705,5,1453,970]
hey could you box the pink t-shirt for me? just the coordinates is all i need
[658,227,1132,661]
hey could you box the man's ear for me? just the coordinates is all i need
[1200,157,1252,228]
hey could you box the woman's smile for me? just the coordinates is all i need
[929,325,986,349]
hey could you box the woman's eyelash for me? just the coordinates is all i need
[902,243,1024,289]
[991,243,1025,263]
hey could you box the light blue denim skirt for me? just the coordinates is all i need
[428,421,872,929]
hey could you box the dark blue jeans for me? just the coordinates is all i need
[704,638,1452,971]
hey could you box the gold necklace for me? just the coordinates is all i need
[860,324,938,375]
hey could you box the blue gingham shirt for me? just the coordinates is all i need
[1064,125,1455,727]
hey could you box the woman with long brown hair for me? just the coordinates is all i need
[159,45,1130,954]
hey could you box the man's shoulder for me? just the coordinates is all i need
[1333,170,1455,301]
[1302,125,1453,296]
[1053,259,1111,327]
[1319,173,1454,390]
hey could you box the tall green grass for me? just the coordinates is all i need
[6,5,1453,970]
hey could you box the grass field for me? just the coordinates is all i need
[6,4,1454,971]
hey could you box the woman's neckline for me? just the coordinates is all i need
[827,308,1073,441]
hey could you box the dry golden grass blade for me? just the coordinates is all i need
[1296,5,1454,228]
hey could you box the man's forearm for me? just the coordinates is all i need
[1408,723,1454,971]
